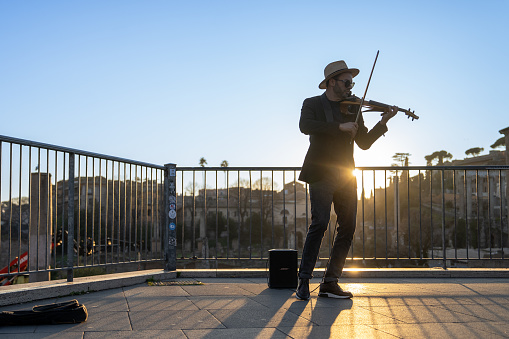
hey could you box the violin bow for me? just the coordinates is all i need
[355,50,379,124]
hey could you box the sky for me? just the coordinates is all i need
[1,0,508,169]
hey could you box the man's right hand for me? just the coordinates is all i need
[339,122,358,139]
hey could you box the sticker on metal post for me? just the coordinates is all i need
[169,196,176,204]
[169,210,176,219]
[169,222,176,230]
[170,169,176,177]
[169,203,176,210]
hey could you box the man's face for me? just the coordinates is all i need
[332,72,353,100]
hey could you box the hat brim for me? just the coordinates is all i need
[318,68,359,89]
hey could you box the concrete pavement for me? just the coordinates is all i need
[0,271,508,338]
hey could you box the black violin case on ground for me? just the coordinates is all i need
[0,299,88,326]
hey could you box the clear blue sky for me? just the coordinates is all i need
[1,1,508,168]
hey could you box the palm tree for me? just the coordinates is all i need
[220,160,229,188]
[199,157,207,167]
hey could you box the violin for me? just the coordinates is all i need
[340,95,419,121]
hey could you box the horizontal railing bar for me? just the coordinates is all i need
[177,166,302,171]
[177,165,509,171]
[0,134,164,169]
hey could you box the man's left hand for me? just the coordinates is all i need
[380,106,398,125]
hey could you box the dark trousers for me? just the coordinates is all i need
[298,173,357,283]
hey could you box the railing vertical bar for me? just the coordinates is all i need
[249,170,253,259]
[53,151,58,269]
[271,171,274,250]
[476,170,480,259]
[418,170,422,259]
[60,152,65,268]
[67,153,75,282]
[143,166,148,260]
[215,170,218,259]
[464,169,469,260]
[123,163,126,262]
[204,169,208,260]
[260,170,263,259]
[128,164,133,261]
[294,170,297,251]
[84,156,89,266]
[499,169,504,259]
[361,170,365,260]
[453,170,457,260]
[98,160,102,265]
[225,170,229,259]
[373,170,376,259]
[430,169,433,259]
[181,170,185,259]
[28,146,32,272]
[237,170,240,259]
[407,169,410,259]
[487,169,492,259]
[105,160,110,265]
[134,165,138,261]
[150,167,154,260]
[92,158,96,266]
[118,162,122,261]
[77,155,81,267]
[36,147,41,271]
[17,145,23,273]
[396,169,399,260]
[384,169,387,259]
[283,170,286,248]
[441,169,446,268]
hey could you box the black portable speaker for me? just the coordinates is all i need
[268,249,298,289]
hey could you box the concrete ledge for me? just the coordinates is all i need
[0,270,176,307]
[1,268,508,307]
[177,268,509,279]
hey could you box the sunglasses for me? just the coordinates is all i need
[336,79,355,88]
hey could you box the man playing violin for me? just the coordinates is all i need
[296,60,398,300]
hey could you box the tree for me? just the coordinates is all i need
[220,160,229,167]
[465,147,484,157]
[199,157,207,167]
[392,153,411,166]
[424,150,453,165]
[491,137,505,149]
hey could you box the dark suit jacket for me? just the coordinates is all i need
[298,94,388,183]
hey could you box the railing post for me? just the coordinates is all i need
[67,153,75,282]
[164,163,177,271]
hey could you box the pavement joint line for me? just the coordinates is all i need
[0,268,508,307]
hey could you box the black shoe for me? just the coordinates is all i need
[296,278,310,300]
[318,282,353,299]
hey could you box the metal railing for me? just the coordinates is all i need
[176,165,509,268]
[0,135,166,284]
[1,134,508,286]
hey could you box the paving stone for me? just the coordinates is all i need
[184,327,290,339]
[208,307,313,328]
[278,324,398,338]
[129,310,225,330]
[188,296,266,310]
[84,329,187,338]
[371,322,508,338]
